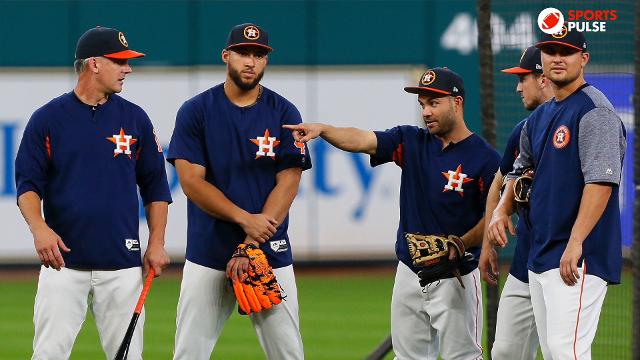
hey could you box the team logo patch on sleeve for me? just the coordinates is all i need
[270,239,289,253]
[125,239,140,251]
[441,164,474,197]
[250,129,280,159]
[107,128,137,158]
[552,125,570,149]
[294,140,306,155]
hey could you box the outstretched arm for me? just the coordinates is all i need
[283,123,378,155]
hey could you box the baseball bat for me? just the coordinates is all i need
[365,334,393,360]
[113,268,155,360]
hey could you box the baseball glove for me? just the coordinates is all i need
[231,243,283,315]
[513,168,535,211]
[405,233,466,288]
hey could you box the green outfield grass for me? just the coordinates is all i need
[0,270,632,359]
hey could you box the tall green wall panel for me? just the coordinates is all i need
[0,0,477,67]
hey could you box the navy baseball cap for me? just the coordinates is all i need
[501,46,543,75]
[404,67,465,99]
[536,24,587,52]
[75,27,145,60]
[226,23,273,53]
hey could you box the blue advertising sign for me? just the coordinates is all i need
[585,73,634,248]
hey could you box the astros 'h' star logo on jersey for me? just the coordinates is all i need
[106,128,137,158]
[250,129,280,159]
[441,164,474,196]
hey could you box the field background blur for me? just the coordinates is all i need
[0,1,636,359]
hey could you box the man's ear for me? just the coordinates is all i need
[90,57,100,74]
[221,49,229,64]
[539,75,547,88]
[581,52,590,67]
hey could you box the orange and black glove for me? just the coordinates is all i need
[231,243,283,315]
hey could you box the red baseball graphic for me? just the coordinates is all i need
[542,11,561,29]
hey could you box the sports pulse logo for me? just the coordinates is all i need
[538,8,564,34]
[538,7,617,33]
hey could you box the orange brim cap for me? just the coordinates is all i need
[501,67,533,74]
[104,49,146,59]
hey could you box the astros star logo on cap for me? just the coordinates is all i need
[421,70,436,85]
[244,25,260,40]
[118,32,128,47]
[552,25,568,39]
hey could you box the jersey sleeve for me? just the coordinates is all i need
[506,121,535,181]
[15,111,51,200]
[370,125,407,167]
[499,120,525,175]
[166,100,207,167]
[136,110,173,205]
[579,107,626,185]
[277,104,312,172]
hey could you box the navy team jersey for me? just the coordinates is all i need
[167,84,311,271]
[499,119,531,283]
[519,84,625,284]
[15,92,172,270]
[371,126,500,276]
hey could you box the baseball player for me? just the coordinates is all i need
[15,27,172,360]
[285,67,499,360]
[479,45,553,360]
[487,27,626,359]
[168,23,311,359]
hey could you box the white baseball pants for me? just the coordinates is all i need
[391,261,483,360]
[173,260,303,360]
[492,274,538,360]
[32,266,144,360]
[528,265,607,360]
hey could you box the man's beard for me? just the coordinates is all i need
[547,70,579,89]
[427,104,456,137]
[229,66,264,91]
